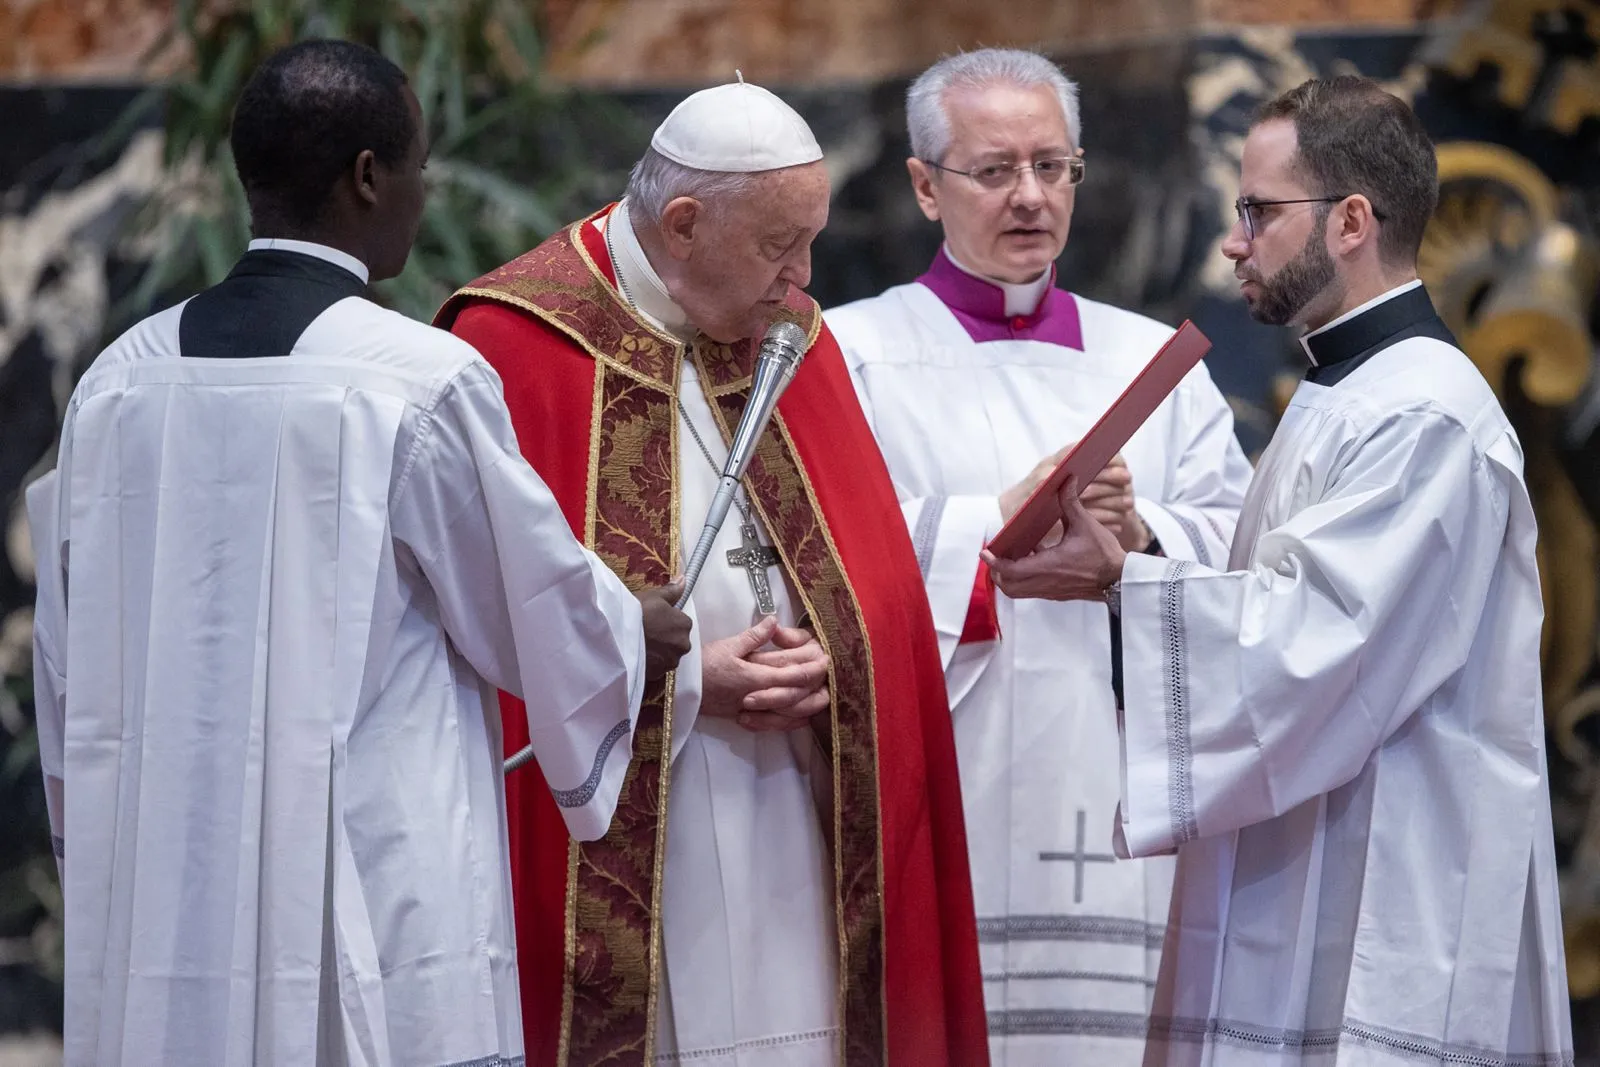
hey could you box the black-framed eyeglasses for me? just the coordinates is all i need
[1234,195,1386,240]
[925,155,1086,191]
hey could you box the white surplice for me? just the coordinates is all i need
[28,258,648,1067]
[826,270,1252,1064]
[598,203,839,1067]
[1115,330,1572,1063]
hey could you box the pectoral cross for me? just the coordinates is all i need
[727,521,782,615]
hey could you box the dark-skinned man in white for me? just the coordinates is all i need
[985,75,1571,1065]
[29,40,691,1067]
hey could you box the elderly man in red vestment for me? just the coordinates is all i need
[436,82,988,1066]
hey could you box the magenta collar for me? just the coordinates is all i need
[915,247,1083,348]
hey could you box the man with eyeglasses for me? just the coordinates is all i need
[826,48,1252,1065]
[985,75,1572,1064]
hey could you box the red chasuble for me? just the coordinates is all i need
[435,206,988,1067]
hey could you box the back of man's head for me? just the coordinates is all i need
[231,39,414,234]
[1255,75,1437,267]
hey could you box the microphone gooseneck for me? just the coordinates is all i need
[505,319,809,775]
[674,319,809,609]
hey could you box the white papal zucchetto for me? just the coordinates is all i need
[650,77,823,173]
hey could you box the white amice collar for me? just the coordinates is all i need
[943,244,1053,318]
[599,199,695,340]
[246,237,369,284]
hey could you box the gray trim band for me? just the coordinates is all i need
[1148,1015,1574,1067]
[911,496,946,578]
[988,1010,1151,1038]
[976,914,1166,948]
[984,969,1156,987]
[1169,510,1212,567]
[550,718,629,808]
[1160,559,1199,844]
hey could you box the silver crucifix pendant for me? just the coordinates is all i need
[727,521,782,615]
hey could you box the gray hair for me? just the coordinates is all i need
[906,48,1082,164]
[624,147,762,223]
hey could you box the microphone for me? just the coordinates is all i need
[676,319,809,608]
[505,320,808,775]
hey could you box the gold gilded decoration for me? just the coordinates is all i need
[1420,139,1600,999]
[1431,0,1600,135]
[1424,144,1590,407]
[1548,56,1600,134]
[1419,140,1596,711]
[1440,18,1542,107]
[690,306,889,1067]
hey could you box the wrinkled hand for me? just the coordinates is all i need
[984,476,1127,602]
[1079,454,1152,552]
[636,580,693,684]
[702,616,831,732]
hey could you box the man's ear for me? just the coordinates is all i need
[352,149,379,206]
[1332,194,1380,256]
[907,158,941,223]
[659,196,703,262]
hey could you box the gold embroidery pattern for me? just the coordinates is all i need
[439,217,679,390]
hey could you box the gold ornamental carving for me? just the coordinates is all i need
[1421,139,1600,997]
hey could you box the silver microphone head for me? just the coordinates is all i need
[758,320,809,381]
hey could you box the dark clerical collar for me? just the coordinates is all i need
[1299,281,1456,387]
[916,247,1083,348]
[179,247,369,360]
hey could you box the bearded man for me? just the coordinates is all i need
[986,75,1572,1066]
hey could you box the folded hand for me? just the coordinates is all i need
[702,616,831,732]
[1079,454,1152,552]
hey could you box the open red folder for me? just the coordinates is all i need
[986,319,1213,560]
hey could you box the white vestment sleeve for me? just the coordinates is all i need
[394,361,646,841]
[903,495,1002,668]
[1135,368,1253,566]
[25,471,66,880]
[842,343,998,668]
[1117,411,1510,857]
[669,600,703,764]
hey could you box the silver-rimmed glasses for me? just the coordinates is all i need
[925,156,1086,191]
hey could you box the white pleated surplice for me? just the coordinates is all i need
[1117,337,1572,1065]
[827,281,1252,1065]
[30,293,647,1067]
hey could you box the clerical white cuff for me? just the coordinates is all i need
[1137,498,1217,567]
[1114,552,1188,857]
[908,494,1001,670]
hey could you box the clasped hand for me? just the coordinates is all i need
[701,615,831,731]
[985,476,1128,602]
[999,445,1151,553]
